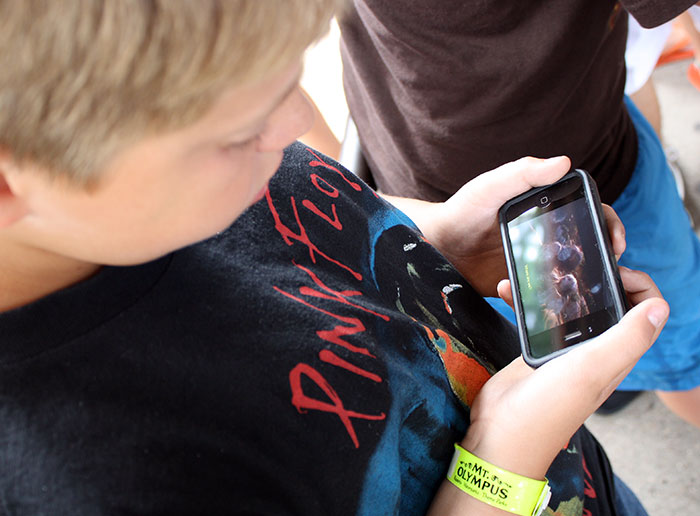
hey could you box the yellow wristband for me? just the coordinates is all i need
[446,444,551,516]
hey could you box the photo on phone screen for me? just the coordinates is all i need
[500,170,626,366]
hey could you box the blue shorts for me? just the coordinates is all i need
[612,98,700,391]
[489,97,700,391]
[614,475,648,516]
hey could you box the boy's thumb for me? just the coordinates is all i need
[609,297,669,361]
[643,298,670,331]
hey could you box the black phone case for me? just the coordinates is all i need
[499,169,627,367]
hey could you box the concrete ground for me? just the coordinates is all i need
[302,26,700,516]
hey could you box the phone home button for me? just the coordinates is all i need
[564,330,582,341]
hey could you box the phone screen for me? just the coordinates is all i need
[504,175,621,360]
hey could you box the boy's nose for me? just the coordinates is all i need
[257,87,314,152]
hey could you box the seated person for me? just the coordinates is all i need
[0,1,668,514]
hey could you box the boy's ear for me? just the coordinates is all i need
[0,151,31,228]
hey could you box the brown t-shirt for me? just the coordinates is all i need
[339,0,694,203]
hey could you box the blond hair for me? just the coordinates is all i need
[0,0,342,184]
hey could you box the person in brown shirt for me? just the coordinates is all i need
[339,0,700,428]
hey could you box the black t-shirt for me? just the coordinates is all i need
[0,143,617,515]
[339,0,694,204]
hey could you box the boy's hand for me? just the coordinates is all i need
[428,268,666,515]
[384,156,626,297]
[426,156,626,297]
[465,267,667,479]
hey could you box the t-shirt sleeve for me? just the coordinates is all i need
[621,0,698,27]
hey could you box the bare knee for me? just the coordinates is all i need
[656,386,700,428]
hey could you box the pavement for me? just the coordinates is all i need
[302,26,700,516]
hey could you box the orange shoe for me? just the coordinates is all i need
[657,37,694,66]
[658,21,695,67]
[688,61,700,92]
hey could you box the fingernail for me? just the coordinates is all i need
[648,305,669,328]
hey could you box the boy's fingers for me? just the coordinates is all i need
[539,296,668,419]
[570,297,668,387]
[497,279,515,308]
[602,204,626,258]
[454,156,572,209]
[618,267,664,305]
[496,264,667,403]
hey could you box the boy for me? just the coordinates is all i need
[0,1,668,515]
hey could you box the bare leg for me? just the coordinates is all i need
[629,76,663,140]
[656,385,700,428]
[629,68,694,204]
[677,12,700,58]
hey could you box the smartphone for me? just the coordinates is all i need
[499,169,627,367]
